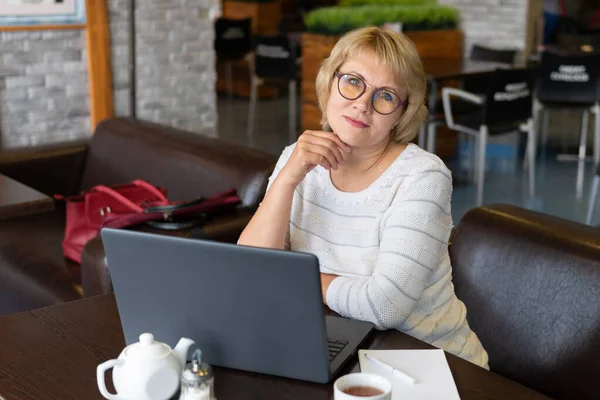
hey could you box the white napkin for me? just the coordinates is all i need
[358,349,460,400]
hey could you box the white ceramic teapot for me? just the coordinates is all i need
[97,333,195,400]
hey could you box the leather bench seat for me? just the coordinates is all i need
[0,118,278,315]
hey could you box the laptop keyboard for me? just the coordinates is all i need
[328,339,349,361]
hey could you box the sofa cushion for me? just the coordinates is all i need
[80,118,277,207]
[450,203,600,400]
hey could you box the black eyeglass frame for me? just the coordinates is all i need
[334,71,407,115]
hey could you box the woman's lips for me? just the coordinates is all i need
[344,116,369,128]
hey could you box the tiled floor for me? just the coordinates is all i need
[217,96,599,226]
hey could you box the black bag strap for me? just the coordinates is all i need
[145,216,207,230]
[143,197,205,214]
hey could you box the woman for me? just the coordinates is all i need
[238,27,488,368]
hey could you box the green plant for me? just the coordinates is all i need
[339,0,436,7]
[304,5,458,35]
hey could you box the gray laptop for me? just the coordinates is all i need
[101,228,375,383]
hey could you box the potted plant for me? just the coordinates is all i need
[301,1,461,132]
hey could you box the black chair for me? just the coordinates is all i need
[421,44,517,158]
[463,44,518,93]
[586,162,600,225]
[441,68,537,206]
[247,35,299,145]
[214,17,253,100]
[470,44,518,64]
[535,51,600,166]
[449,45,518,180]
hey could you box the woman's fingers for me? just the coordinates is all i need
[298,141,339,170]
[317,158,332,170]
[311,131,352,154]
[302,135,346,167]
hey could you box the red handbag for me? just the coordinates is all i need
[57,180,169,263]
[57,180,242,264]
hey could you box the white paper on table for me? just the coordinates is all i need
[358,349,461,400]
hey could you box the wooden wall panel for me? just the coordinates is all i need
[301,33,339,132]
[222,1,282,35]
[405,29,463,59]
[85,0,114,131]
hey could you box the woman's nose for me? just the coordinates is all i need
[353,89,372,114]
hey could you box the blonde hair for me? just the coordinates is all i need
[315,26,427,143]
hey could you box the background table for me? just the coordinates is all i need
[0,174,54,220]
[0,294,551,400]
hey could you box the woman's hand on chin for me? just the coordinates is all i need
[278,130,352,188]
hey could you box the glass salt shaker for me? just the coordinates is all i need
[179,349,214,400]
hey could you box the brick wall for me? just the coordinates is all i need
[0,0,216,149]
[135,1,217,134]
[0,30,89,148]
[438,0,529,57]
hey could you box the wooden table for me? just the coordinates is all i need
[0,294,550,400]
[423,59,511,82]
[0,174,54,220]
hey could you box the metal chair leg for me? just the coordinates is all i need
[586,175,599,225]
[524,102,542,171]
[468,135,476,183]
[526,119,536,199]
[289,79,297,144]
[476,126,488,206]
[246,75,258,145]
[574,110,590,198]
[541,108,550,146]
[578,109,590,162]
[523,136,531,172]
[426,123,437,154]
[593,103,600,167]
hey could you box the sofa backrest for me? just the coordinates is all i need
[450,204,600,400]
[80,118,277,208]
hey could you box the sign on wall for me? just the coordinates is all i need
[0,0,85,26]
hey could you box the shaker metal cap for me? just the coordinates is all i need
[182,349,214,383]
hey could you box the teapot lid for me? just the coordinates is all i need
[126,333,170,359]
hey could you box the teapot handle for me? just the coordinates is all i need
[97,359,125,400]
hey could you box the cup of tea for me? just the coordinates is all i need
[333,372,392,399]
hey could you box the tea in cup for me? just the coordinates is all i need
[334,372,392,399]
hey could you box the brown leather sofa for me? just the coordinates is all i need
[0,118,277,316]
[451,204,600,400]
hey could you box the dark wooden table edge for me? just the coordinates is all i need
[0,295,552,400]
[0,198,55,220]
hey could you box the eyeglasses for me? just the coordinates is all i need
[334,72,406,115]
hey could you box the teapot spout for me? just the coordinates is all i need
[174,337,195,367]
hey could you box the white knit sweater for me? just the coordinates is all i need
[266,143,489,368]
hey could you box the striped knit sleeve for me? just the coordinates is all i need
[261,143,295,250]
[325,166,453,329]
[265,144,295,193]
